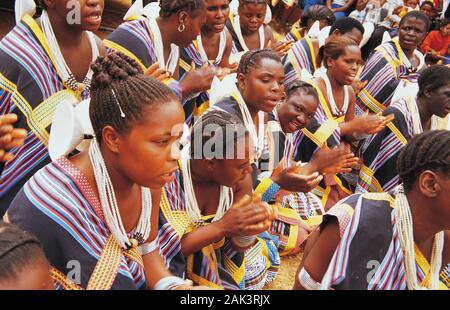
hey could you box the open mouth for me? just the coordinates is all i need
[86,10,102,25]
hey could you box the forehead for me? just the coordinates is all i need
[206,0,230,6]
[240,3,266,13]
[343,29,364,45]
[134,100,184,134]
[287,92,318,108]
[401,17,427,30]
[249,57,283,74]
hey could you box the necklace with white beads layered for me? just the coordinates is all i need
[89,138,152,250]
[39,10,99,93]
[394,185,444,290]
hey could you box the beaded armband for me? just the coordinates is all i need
[254,178,281,202]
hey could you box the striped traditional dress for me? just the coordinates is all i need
[158,169,280,290]
[356,98,449,193]
[0,15,92,215]
[283,36,318,88]
[355,39,424,116]
[7,157,146,290]
[320,192,449,290]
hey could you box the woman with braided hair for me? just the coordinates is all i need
[356,64,450,193]
[7,52,195,290]
[295,130,450,290]
[105,0,219,125]
[158,110,280,289]
[0,221,53,290]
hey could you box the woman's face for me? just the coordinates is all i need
[211,135,253,187]
[278,92,319,133]
[428,84,450,118]
[398,17,428,52]
[238,3,266,33]
[204,0,230,33]
[114,100,185,189]
[238,58,285,114]
[48,0,104,32]
[327,45,361,86]
[177,8,207,47]
[420,4,434,18]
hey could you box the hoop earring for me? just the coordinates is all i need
[178,23,185,32]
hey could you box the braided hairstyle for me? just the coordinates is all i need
[286,80,319,101]
[322,36,359,68]
[399,11,431,32]
[301,4,336,28]
[0,222,48,284]
[417,65,450,98]
[238,0,267,5]
[330,17,364,37]
[397,130,450,192]
[89,52,179,142]
[159,0,206,18]
[190,110,248,160]
[237,49,281,76]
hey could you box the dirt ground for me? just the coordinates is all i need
[265,253,302,290]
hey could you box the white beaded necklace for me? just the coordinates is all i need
[197,30,227,64]
[147,17,180,75]
[40,10,99,93]
[322,72,349,118]
[180,144,234,226]
[233,90,265,161]
[233,15,265,52]
[394,185,444,290]
[89,139,152,250]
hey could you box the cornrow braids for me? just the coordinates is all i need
[0,222,48,283]
[89,52,179,142]
[397,130,450,192]
[159,0,206,18]
[190,110,249,160]
[417,65,450,98]
[285,80,319,101]
[237,48,281,76]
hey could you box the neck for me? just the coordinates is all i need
[157,18,178,53]
[402,46,415,60]
[416,96,433,130]
[407,190,444,246]
[326,70,345,89]
[201,27,219,38]
[46,10,84,48]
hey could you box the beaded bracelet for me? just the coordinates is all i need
[254,178,281,202]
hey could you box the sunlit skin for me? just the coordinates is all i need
[277,92,319,134]
[398,17,428,64]
[42,0,107,82]
[237,3,273,50]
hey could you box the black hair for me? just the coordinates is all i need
[237,49,281,76]
[330,17,364,37]
[285,80,319,101]
[417,65,450,98]
[90,52,179,142]
[397,130,450,192]
[440,18,450,28]
[399,11,431,32]
[0,222,48,284]
[420,1,434,8]
[238,0,267,4]
[190,110,249,160]
[159,0,206,18]
[301,4,336,27]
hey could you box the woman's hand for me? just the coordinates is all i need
[310,145,360,175]
[0,114,27,162]
[268,40,294,57]
[217,194,274,238]
[180,62,218,97]
[145,63,170,81]
[348,112,394,135]
[271,164,323,193]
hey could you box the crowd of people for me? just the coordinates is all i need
[0,0,448,290]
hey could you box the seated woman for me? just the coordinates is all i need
[356,64,450,193]
[293,36,391,210]
[105,0,218,124]
[7,52,192,290]
[0,221,54,290]
[265,80,359,255]
[158,110,279,290]
[284,17,364,87]
[295,130,450,290]
[0,0,107,216]
[179,0,236,123]
[356,11,429,115]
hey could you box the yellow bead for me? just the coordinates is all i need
[130,238,139,248]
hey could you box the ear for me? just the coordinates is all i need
[237,73,246,91]
[423,86,433,99]
[418,170,440,198]
[102,126,122,154]
[43,0,55,8]
[330,29,341,38]
[202,158,216,173]
[178,11,188,25]
[326,56,335,69]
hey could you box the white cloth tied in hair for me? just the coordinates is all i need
[48,99,94,161]
[124,0,161,20]
[15,0,37,23]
